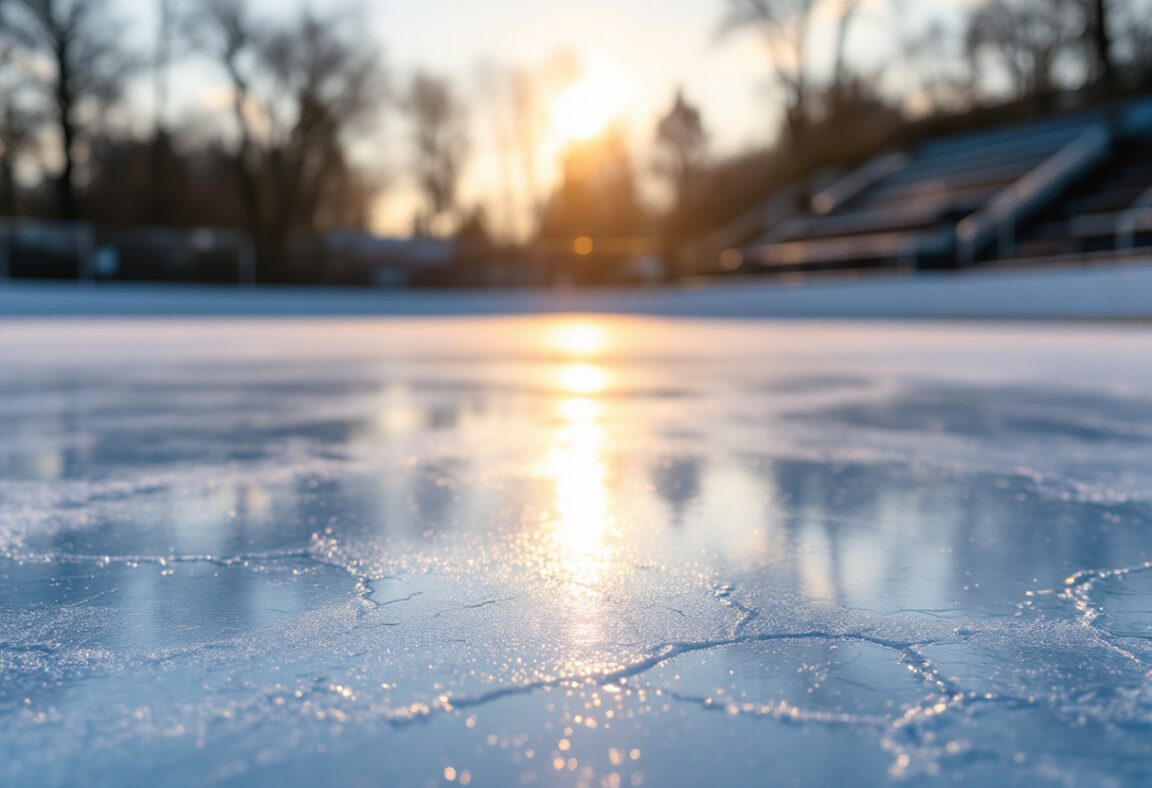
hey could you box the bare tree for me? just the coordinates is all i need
[476,63,516,241]
[8,0,134,220]
[966,0,1084,102]
[900,20,981,114]
[1082,0,1116,89]
[1,0,49,217]
[151,0,177,136]
[185,0,263,240]
[261,13,383,236]
[145,0,177,222]
[831,0,864,87]
[401,72,469,235]
[188,0,386,280]
[721,0,817,137]
[509,71,543,218]
[0,95,41,217]
[1114,0,1152,85]
[654,89,707,209]
[0,0,27,214]
[1077,0,1152,90]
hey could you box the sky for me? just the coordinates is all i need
[116,0,975,236]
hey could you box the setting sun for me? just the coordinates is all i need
[550,72,620,142]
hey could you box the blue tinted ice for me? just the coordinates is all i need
[2,318,1151,786]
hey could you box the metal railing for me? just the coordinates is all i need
[1116,185,1152,251]
[956,124,1113,265]
[702,187,801,252]
[751,227,953,268]
[810,152,908,215]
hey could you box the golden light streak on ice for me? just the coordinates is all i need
[537,326,621,662]
[557,362,608,394]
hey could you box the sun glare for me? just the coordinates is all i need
[551,72,620,142]
[552,322,608,356]
[558,362,608,395]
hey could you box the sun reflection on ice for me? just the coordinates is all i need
[558,362,608,395]
[538,322,619,653]
[543,394,614,647]
[545,403,611,576]
[551,322,608,357]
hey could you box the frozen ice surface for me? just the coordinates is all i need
[2,317,1152,787]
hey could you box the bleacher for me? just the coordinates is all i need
[739,96,1152,274]
[1012,137,1152,259]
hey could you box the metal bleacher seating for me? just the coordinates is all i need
[740,96,1152,273]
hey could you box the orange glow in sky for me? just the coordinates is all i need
[550,71,621,143]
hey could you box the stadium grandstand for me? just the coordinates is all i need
[726,96,1152,276]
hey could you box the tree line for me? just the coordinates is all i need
[532,0,1152,280]
[0,0,468,282]
[0,0,1150,284]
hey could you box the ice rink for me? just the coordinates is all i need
[2,316,1152,786]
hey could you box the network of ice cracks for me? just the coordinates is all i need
[1,320,1152,787]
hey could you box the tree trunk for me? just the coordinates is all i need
[832,0,861,87]
[226,64,264,281]
[55,45,78,221]
[1089,0,1116,91]
[0,99,15,216]
[0,156,14,217]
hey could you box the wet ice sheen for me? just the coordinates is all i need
[1,317,1152,787]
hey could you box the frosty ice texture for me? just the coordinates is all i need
[1,318,1151,786]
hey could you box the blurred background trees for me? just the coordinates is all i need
[653,90,707,279]
[721,0,818,138]
[0,0,1150,284]
[186,0,384,281]
[7,0,135,220]
[402,72,469,237]
[965,0,1085,106]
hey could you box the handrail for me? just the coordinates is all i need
[956,124,1113,265]
[914,124,1087,165]
[811,153,908,215]
[701,186,800,254]
[751,228,953,267]
[790,201,944,239]
[876,159,1047,195]
[883,147,1055,188]
[1116,184,1152,250]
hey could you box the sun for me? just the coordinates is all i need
[551,72,620,142]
